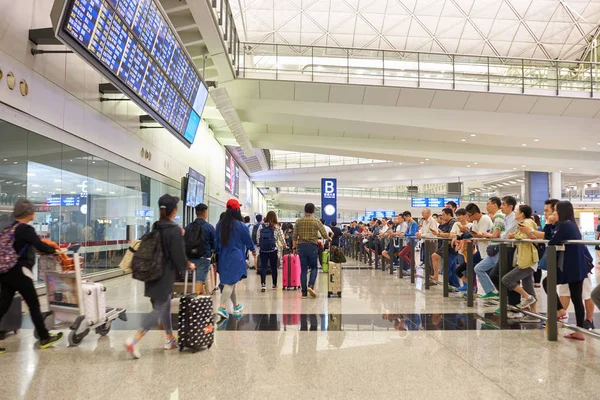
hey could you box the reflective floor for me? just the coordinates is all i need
[2,259,600,400]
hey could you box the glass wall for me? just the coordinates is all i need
[0,120,181,282]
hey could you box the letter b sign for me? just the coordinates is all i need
[325,181,334,194]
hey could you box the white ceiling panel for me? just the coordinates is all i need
[328,85,367,105]
[362,87,401,106]
[259,81,295,101]
[293,126,319,136]
[562,99,600,118]
[396,88,435,107]
[463,93,504,112]
[529,97,573,116]
[496,94,538,114]
[429,91,470,110]
[231,0,599,60]
[294,82,330,103]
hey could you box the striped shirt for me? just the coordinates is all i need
[293,214,329,245]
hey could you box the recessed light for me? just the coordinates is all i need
[512,168,517,170]
[467,165,471,168]
[12,161,18,164]
[109,191,115,194]
[559,170,563,173]
[54,179,62,182]
[521,144,527,147]
[461,139,466,142]
[534,139,539,142]
[470,134,476,137]
[569,167,574,170]
[425,158,429,161]
[474,162,478,165]
[3,159,6,162]
[582,147,587,150]
[521,165,526,167]
[420,161,424,164]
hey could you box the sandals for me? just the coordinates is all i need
[564,333,585,341]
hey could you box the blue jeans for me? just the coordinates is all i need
[474,253,499,294]
[191,258,211,283]
[538,252,547,270]
[298,243,318,295]
[447,252,461,288]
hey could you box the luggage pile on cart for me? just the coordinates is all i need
[37,244,127,346]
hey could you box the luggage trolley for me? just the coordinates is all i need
[37,244,127,346]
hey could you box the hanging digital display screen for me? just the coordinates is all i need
[52,0,209,146]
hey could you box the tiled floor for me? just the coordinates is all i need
[1,258,600,400]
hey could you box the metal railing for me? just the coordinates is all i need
[240,42,600,98]
[212,0,241,76]
[278,187,495,202]
[341,234,600,342]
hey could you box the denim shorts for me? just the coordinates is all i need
[191,258,211,283]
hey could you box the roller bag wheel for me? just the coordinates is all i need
[282,254,301,290]
[178,272,214,352]
[0,295,22,338]
[327,262,342,298]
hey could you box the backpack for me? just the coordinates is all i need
[252,223,262,245]
[184,220,205,259]
[0,223,26,274]
[131,224,165,282]
[259,225,276,251]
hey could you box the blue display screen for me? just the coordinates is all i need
[62,0,209,144]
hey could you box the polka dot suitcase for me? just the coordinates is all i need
[178,271,214,352]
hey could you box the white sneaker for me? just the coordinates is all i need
[518,296,536,309]
[125,337,141,359]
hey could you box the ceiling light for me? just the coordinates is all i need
[470,134,476,137]
[521,144,527,147]
[32,191,39,194]
[420,161,424,164]
[95,188,102,191]
[582,147,587,150]
[474,162,478,165]
[109,191,115,194]
[461,139,466,142]
[3,159,6,161]
[534,139,539,142]
[559,170,563,173]
[569,167,574,170]
[521,165,526,168]
[512,168,517,170]
[12,161,18,164]
[508,180,517,184]
[54,179,62,182]
[467,165,471,168]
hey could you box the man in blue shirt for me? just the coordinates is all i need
[185,203,216,293]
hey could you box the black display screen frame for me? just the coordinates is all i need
[52,0,209,147]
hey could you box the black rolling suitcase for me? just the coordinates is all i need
[178,271,214,353]
[0,295,22,339]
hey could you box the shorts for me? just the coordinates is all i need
[192,258,211,283]
[558,274,592,299]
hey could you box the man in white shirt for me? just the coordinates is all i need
[417,208,439,282]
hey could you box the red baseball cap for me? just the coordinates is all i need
[226,199,241,210]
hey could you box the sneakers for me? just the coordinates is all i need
[0,347,5,354]
[480,291,499,299]
[217,307,230,320]
[307,287,317,298]
[457,284,468,292]
[521,315,540,323]
[164,337,177,350]
[558,314,569,323]
[583,319,596,330]
[125,337,141,359]
[428,279,439,286]
[301,293,308,299]
[272,285,278,290]
[517,296,536,309]
[233,303,244,314]
[507,311,523,319]
[261,284,266,293]
[39,332,64,349]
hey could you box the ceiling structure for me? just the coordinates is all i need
[230,0,600,60]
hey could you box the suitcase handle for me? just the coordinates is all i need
[183,269,196,295]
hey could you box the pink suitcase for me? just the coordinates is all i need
[282,254,301,290]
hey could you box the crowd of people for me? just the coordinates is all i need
[343,196,599,340]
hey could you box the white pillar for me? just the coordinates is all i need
[550,172,562,200]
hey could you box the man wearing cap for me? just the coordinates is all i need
[292,203,330,298]
[0,199,65,353]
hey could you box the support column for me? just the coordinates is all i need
[524,171,550,215]
[550,172,562,200]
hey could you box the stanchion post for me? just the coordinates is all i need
[424,240,430,290]
[499,243,508,325]
[410,238,416,284]
[443,240,449,298]
[390,240,396,276]
[368,237,373,267]
[546,245,558,341]
[374,239,380,270]
[466,241,474,307]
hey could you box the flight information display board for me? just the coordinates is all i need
[56,0,209,145]
[411,198,462,208]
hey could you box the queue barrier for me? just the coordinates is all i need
[342,232,600,342]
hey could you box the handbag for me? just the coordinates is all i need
[486,244,499,257]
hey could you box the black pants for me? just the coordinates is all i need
[543,278,585,328]
[260,251,278,286]
[533,269,542,284]
[0,267,49,340]
[490,247,520,307]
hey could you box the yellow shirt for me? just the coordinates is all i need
[514,219,539,269]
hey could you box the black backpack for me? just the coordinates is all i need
[252,223,262,245]
[131,224,165,282]
[184,220,205,259]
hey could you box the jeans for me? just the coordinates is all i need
[298,243,318,295]
[447,252,461,288]
[260,251,278,286]
[191,258,211,283]
[474,253,499,294]
[0,267,49,340]
[140,295,172,335]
